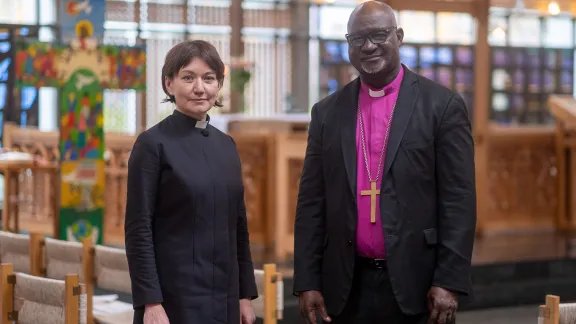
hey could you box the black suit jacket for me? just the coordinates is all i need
[293,66,476,316]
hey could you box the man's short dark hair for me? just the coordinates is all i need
[161,40,225,107]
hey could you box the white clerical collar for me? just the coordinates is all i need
[195,120,208,129]
[368,88,385,98]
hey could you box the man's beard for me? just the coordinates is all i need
[360,59,386,75]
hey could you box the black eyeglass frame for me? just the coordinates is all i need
[345,27,398,47]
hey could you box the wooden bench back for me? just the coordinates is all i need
[0,263,86,324]
[539,294,576,324]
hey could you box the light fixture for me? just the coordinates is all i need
[491,26,506,40]
[548,0,560,15]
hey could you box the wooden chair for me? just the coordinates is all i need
[0,231,32,273]
[539,295,576,324]
[0,263,87,324]
[253,264,284,324]
[83,240,133,324]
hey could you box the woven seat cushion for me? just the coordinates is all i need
[13,273,87,324]
[44,238,84,281]
[94,246,131,294]
[14,272,66,323]
[0,231,30,273]
[560,303,576,324]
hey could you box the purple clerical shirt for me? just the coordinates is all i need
[355,68,404,259]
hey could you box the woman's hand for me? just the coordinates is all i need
[240,298,256,324]
[144,304,169,324]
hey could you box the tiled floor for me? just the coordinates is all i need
[458,305,538,324]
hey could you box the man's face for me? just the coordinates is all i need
[347,10,403,77]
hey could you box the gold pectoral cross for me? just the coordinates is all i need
[360,181,380,223]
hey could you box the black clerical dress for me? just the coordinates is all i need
[125,110,258,324]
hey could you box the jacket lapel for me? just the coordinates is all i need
[383,65,419,177]
[340,79,361,198]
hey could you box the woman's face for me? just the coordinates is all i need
[165,57,220,120]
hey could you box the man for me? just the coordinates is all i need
[293,2,476,324]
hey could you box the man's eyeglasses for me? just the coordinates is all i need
[345,27,397,47]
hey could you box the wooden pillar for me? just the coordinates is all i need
[229,0,244,113]
[473,0,490,235]
[289,0,310,113]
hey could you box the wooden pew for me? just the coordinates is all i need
[0,263,86,323]
[0,231,33,273]
[30,232,284,324]
[548,95,576,232]
[539,294,576,324]
[27,234,132,324]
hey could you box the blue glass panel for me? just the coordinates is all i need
[328,79,339,93]
[20,112,27,127]
[561,49,573,69]
[322,41,343,63]
[0,42,10,54]
[340,42,349,62]
[21,87,37,110]
[419,47,436,68]
[0,83,5,110]
[437,47,453,65]
[0,31,8,40]
[399,46,417,68]
[0,58,10,82]
[19,28,29,36]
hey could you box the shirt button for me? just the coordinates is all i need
[348,240,352,245]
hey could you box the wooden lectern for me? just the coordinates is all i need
[548,95,576,232]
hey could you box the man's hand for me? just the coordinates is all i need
[427,286,458,324]
[299,290,331,324]
[240,298,256,324]
[144,304,169,324]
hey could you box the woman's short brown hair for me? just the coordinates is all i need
[161,40,225,107]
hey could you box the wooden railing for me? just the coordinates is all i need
[2,123,134,245]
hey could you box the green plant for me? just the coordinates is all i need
[230,68,251,92]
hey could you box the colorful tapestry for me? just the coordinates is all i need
[60,69,104,161]
[14,42,146,91]
[60,160,105,243]
[59,0,106,42]
[13,1,146,244]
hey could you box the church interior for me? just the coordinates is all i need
[0,0,576,322]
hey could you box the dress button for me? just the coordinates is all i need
[348,240,352,245]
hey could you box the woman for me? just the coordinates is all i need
[125,40,258,324]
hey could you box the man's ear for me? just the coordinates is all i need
[396,28,404,45]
